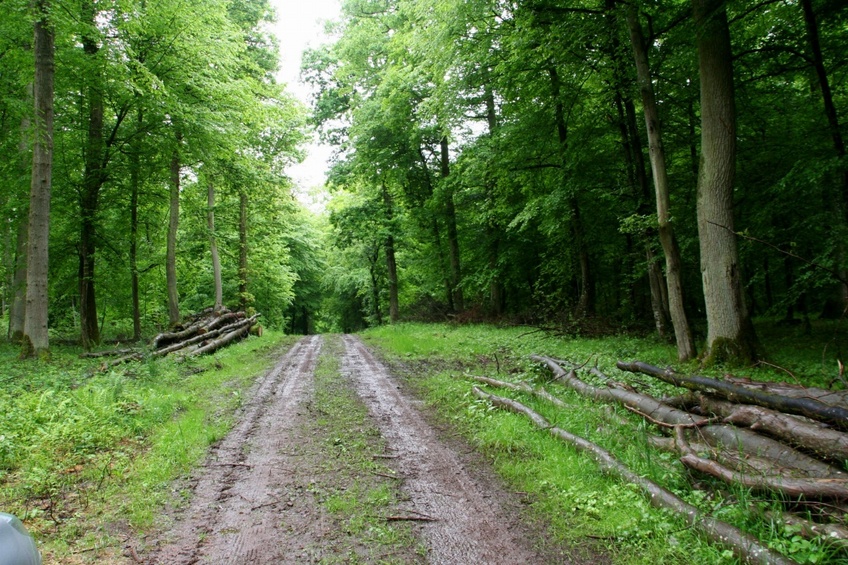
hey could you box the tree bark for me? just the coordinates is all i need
[697,395,848,463]
[22,0,54,358]
[627,5,696,361]
[79,0,103,349]
[441,137,463,312]
[166,142,181,326]
[617,361,848,431]
[382,182,399,323]
[129,109,141,341]
[692,0,758,365]
[472,386,796,565]
[238,188,249,311]
[208,181,223,311]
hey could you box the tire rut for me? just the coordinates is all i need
[341,334,545,565]
[150,335,323,564]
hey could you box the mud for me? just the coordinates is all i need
[147,335,558,564]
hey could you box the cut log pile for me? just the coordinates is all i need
[85,308,261,366]
[471,356,848,564]
[150,307,260,359]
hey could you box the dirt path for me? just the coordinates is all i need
[147,335,552,564]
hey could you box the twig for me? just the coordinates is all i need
[754,360,801,385]
[372,471,402,480]
[624,405,714,429]
[707,220,847,286]
[383,514,438,522]
[211,462,252,469]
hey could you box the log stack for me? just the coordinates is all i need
[150,308,260,359]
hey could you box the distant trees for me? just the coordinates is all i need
[309,0,847,363]
[2,0,310,353]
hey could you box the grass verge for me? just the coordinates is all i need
[304,334,424,563]
[362,322,844,565]
[0,330,297,563]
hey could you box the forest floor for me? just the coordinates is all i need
[139,334,581,564]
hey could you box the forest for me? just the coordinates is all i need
[1,0,847,365]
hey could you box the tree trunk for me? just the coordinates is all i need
[22,0,54,358]
[208,181,223,311]
[238,188,249,311]
[382,182,399,323]
[441,137,463,312]
[692,0,758,365]
[9,104,30,343]
[801,0,848,310]
[549,66,593,318]
[166,142,181,326]
[78,0,103,349]
[627,6,696,361]
[129,109,141,341]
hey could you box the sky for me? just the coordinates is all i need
[269,0,342,210]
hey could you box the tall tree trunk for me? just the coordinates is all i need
[693,0,758,365]
[801,0,848,310]
[627,5,696,361]
[368,247,382,325]
[441,137,463,312]
[549,66,593,317]
[238,188,249,311]
[9,92,31,343]
[483,82,504,314]
[382,182,399,323]
[208,181,223,311]
[22,0,54,358]
[129,132,141,341]
[78,0,103,349]
[166,142,180,326]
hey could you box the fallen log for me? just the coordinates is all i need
[81,348,136,358]
[723,375,848,408]
[698,396,848,463]
[532,356,845,479]
[616,361,848,431]
[762,509,848,552]
[673,427,848,500]
[471,386,798,565]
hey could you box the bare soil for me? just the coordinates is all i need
[143,335,576,564]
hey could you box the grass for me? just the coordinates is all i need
[0,330,298,563]
[361,321,847,565]
[305,334,424,563]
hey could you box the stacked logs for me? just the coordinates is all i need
[472,357,848,564]
[150,308,260,359]
[87,308,261,367]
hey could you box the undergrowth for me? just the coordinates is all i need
[362,321,846,565]
[0,331,297,563]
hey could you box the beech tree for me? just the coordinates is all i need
[21,0,54,358]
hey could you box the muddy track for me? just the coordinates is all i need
[147,335,550,564]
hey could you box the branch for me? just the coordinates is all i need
[706,220,847,287]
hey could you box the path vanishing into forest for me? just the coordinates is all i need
[144,335,567,564]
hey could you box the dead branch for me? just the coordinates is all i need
[471,386,797,565]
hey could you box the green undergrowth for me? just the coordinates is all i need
[308,335,424,563]
[362,322,845,565]
[0,330,298,562]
